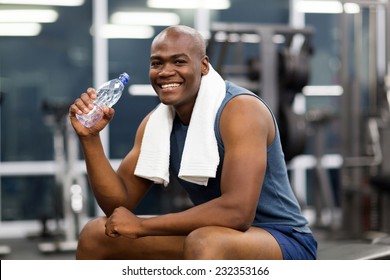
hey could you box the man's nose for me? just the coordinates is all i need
[158,63,175,76]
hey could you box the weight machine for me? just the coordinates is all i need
[339,0,390,239]
[37,100,88,253]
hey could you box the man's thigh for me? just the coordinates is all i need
[104,235,187,259]
[185,226,283,260]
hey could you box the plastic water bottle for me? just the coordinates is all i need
[76,72,129,128]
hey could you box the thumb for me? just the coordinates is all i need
[100,107,115,124]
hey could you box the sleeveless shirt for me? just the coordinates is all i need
[169,80,310,233]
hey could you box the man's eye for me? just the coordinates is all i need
[175,60,186,64]
[150,61,161,67]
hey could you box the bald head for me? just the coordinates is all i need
[151,25,207,58]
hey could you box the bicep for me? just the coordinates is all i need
[219,95,274,215]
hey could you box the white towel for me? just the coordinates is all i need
[134,64,226,186]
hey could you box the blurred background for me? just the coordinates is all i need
[1,0,390,259]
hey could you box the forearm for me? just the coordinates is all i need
[139,197,253,237]
[79,134,128,215]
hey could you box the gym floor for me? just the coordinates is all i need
[0,237,75,260]
[1,228,390,260]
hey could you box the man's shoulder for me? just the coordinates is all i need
[225,80,257,97]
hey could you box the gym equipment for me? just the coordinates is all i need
[38,100,87,253]
[278,105,307,162]
[339,0,390,239]
[370,175,390,233]
[305,109,338,229]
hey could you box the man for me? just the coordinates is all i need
[69,25,317,259]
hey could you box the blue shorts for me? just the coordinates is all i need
[259,225,317,260]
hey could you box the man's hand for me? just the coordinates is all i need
[105,206,143,239]
[69,88,115,136]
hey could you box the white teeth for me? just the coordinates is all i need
[161,83,180,89]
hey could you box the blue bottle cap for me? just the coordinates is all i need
[119,72,130,84]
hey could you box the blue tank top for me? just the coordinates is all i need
[170,81,310,232]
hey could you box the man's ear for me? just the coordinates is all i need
[201,56,209,75]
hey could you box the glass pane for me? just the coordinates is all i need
[0,2,93,161]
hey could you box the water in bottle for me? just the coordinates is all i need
[76,72,129,128]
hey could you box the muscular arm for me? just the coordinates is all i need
[69,88,154,217]
[107,95,276,238]
[79,115,153,216]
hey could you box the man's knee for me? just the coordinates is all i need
[76,217,107,259]
[183,227,225,260]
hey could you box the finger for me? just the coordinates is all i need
[102,107,115,119]
[86,88,97,99]
[107,231,120,238]
[69,103,83,116]
[80,92,95,110]
[72,95,95,114]
[105,226,120,238]
[71,97,91,113]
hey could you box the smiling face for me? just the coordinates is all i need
[149,26,209,123]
